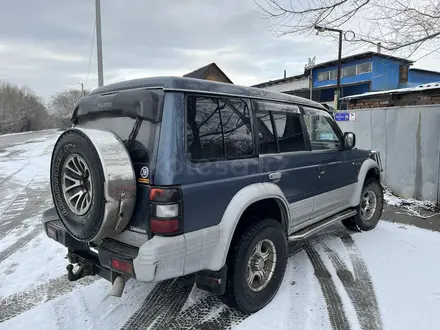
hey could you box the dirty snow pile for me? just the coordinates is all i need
[383,186,439,218]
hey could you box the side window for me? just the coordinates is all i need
[186,95,253,161]
[221,98,253,158]
[255,102,306,154]
[272,113,306,153]
[303,113,341,150]
[256,112,277,154]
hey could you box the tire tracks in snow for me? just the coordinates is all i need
[122,229,373,330]
[0,223,381,330]
[0,166,27,190]
[121,275,195,330]
[304,243,351,330]
[0,182,51,242]
[0,275,97,323]
[0,227,42,263]
[300,231,383,330]
[156,295,247,330]
[322,234,383,330]
[0,179,52,262]
[121,275,247,330]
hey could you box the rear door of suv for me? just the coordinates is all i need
[73,88,165,237]
[254,101,320,229]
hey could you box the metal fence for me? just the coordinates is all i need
[337,105,440,204]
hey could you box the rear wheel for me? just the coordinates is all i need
[221,218,287,313]
[342,178,383,232]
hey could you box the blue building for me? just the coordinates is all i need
[253,51,440,108]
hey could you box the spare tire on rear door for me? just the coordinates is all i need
[50,127,137,242]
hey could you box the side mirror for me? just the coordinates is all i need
[344,132,356,149]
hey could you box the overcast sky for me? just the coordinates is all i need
[1,0,439,100]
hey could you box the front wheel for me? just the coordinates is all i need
[221,218,288,314]
[342,178,383,232]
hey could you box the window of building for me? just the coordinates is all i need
[186,95,253,161]
[329,69,338,80]
[318,71,329,81]
[303,113,341,150]
[343,65,357,77]
[317,62,372,82]
[399,65,409,83]
[357,62,372,74]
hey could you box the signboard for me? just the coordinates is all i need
[335,112,356,122]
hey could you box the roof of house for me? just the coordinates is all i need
[341,81,440,100]
[183,62,233,84]
[251,73,307,88]
[90,76,325,109]
[409,67,440,75]
[253,51,414,89]
[305,51,413,72]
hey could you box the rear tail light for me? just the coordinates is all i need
[150,188,180,202]
[150,219,180,233]
[149,187,182,235]
[155,204,179,218]
[111,258,133,274]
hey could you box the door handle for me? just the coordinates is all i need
[269,172,282,181]
[318,166,326,175]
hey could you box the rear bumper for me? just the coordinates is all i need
[42,207,220,283]
[42,208,138,283]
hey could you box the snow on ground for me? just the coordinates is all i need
[1,221,439,330]
[1,132,440,330]
[236,222,440,330]
[0,231,67,297]
[383,186,439,218]
[0,129,58,138]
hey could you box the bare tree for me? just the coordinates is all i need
[49,89,89,129]
[256,0,440,55]
[0,80,54,134]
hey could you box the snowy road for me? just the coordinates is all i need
[0,132,440,330]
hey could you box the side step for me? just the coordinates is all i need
[288,209,357,241]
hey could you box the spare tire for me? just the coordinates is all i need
[50,127,137,242]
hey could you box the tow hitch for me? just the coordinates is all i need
[65,250,97,281]
[66,263,95,281]
[64,249,127,297]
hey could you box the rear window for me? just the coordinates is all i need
[186,95,254,162]
[75,116,158,164]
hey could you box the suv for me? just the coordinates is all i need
[43,77,383,314]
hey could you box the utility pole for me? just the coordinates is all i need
[78,82,85,96]
[96,0,104,87]
[336,29,342,110]
[305,57,316,100]
[315,26,343,110]
[377,42,382,54]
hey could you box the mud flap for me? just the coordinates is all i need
[195,265,227,295]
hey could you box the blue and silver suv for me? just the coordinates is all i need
[43,76,383,313]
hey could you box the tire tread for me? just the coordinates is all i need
[221,218,287,313]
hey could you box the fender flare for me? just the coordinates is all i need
[208,182,289,271]
[350,158,380,207]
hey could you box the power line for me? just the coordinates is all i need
[414,45,440,62]
[85,18,96,87]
